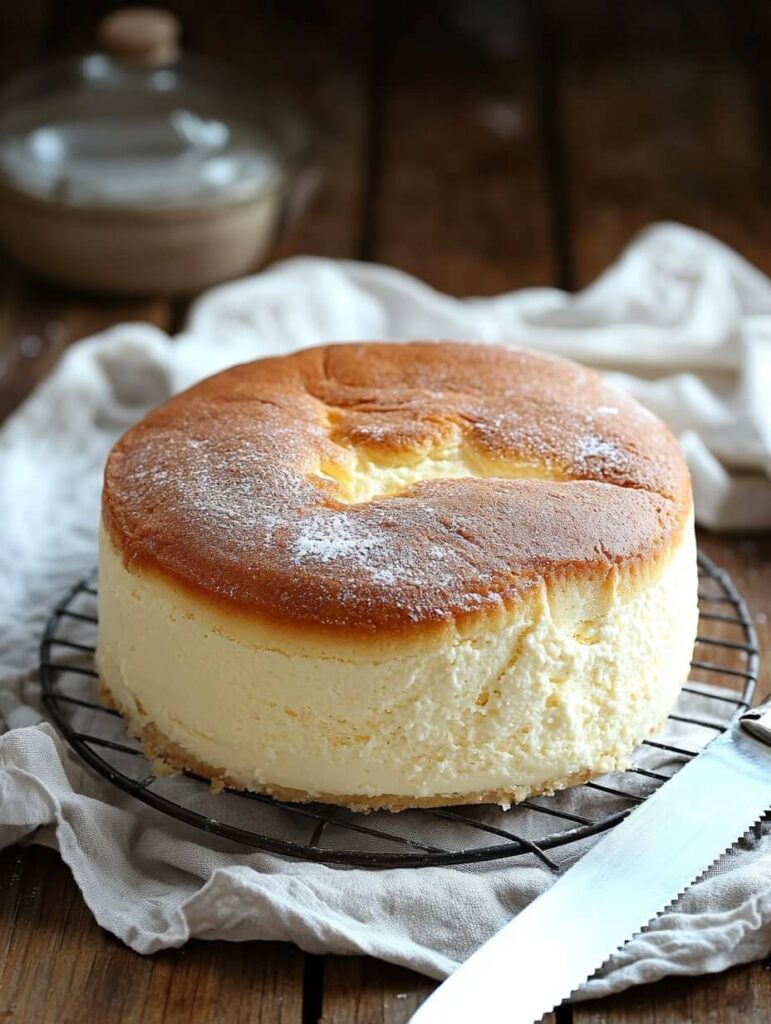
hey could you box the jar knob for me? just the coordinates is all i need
[97,6,180,67]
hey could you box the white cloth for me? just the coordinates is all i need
[1,223,770,1000]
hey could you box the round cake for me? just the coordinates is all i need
[97,341,698,810]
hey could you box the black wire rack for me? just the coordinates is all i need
[40,551,759,870]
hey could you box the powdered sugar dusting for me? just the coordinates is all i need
[292,513,382,564]
[575,434,629,472]
[370,566,401,585]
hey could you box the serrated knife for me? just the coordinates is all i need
[410,703,771,1024]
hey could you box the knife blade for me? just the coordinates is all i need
[410,703,771,1024]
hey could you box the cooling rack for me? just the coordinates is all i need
[40,551,759,869]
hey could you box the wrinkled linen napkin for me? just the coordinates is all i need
[1,222,770,999]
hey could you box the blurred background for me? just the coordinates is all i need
[0,0,769,415]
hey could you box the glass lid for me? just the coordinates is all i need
[0,7,307,208]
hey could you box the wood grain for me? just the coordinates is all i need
[574,958,771,1022]
[321,957,436,1023]
[0,845,304,1024]
[698,533,771,694]
[320,957,567,1024]
[371,1,555,294]
[554,0,771,285]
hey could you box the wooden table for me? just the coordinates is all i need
[1,2,770,1020]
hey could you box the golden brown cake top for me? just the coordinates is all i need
[102,341,692,634]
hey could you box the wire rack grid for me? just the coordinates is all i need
[40,551,759,870]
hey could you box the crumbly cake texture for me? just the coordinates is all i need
[102,341,691,638]
[100,683,664,812]
[97,341,698,810]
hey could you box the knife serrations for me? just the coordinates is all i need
[410,721,771,1024]
[566,810,767,993]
